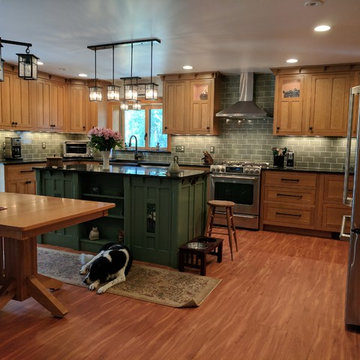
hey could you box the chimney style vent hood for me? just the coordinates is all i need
[216,72,267,119]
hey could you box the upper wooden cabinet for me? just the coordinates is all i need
[67,82,89,133]
[272,64,360,137]
[273,75,305,135]
[161,72,221,135]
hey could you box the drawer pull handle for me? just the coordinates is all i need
[277,193,303,199]
[20,170,34,173]
[25,180,32,184]
[281,178,299,182]
[276,211,302,217]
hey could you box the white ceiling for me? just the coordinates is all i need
[1,0,359,80]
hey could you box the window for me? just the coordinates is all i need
[123,104,169,150]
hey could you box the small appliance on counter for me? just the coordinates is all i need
[4,137,22,160]
[286,151,295,167]
[46,155,63,168]
[63,140,90,158]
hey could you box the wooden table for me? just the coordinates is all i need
[0,193,115,318]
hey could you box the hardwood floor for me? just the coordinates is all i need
[0,230,359,360]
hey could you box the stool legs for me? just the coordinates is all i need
[225,207,234,261]
[205,205,216,237]
[230,207,238,252]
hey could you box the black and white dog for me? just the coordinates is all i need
[80,243,132,294]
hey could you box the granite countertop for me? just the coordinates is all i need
[33,163,209,179]
[263,166,346,174]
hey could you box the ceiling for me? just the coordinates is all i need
[1,0,359,80]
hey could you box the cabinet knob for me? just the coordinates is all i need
[206,126,210,130]
[164,126,168,130]
[309,126,313,132]
[83,126,86,130]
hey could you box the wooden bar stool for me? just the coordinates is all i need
[204,200,238,260]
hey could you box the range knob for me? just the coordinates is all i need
[244,168,249,174]
[254,168,260,175]
[249,168,255,174]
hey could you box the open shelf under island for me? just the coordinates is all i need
[34,164,209,268]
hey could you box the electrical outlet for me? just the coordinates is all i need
[42,142,46,149]
[176,145,185,152]
[210,146,215,153]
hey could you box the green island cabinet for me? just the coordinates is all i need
[35,164,208,268]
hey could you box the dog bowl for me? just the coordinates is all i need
[186,242,208,250]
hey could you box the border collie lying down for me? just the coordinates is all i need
[80,243,132,294]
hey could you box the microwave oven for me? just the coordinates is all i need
[63,140,91,157]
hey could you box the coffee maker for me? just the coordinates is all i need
[286,151,294,167]
[4,137,22,160]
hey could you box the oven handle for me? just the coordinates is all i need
[211,175,258,181]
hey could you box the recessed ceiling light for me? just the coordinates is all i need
[37,61,44,66]
[304,0,324,6]
[286,58,298,64]
[183,65,193,70]
[314,25,331,32]
[78,73,88,77]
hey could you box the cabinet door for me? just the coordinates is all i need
[308,73,351,136]
[11,75,32,129]
[30,79,51,129]
[163,80,188,134]
[351,71,360,137]
[188,79,214,134]
[68,85,88,132]
[273,75,304,135]
[0,71,12,128]
[50,81,66,130]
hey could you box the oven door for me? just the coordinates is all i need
[210,174,260,215]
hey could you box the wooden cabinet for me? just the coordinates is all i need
[49,80,67,131]
[30,78,51,130]
[261,170,353,235]
[0,71,12,128]
[272,65,359,137]
[307,73,351,136]
[319,174,352,232]
[67,82,89,133]
[5,163,44,195]
[262,171,317,229]
[273,75,305,135]
[161,72,221,135]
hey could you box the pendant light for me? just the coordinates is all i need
[145,41,158,100]
[125,43,138,101]
[120,79,129,110]
[16,46,39,80]
[107,46,120,101]
[133,100,141,110]
[0,43,4,82]
[89,48,103,102]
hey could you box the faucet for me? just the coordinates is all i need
[129,135,143,161]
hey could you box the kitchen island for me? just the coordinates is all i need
[34,164,208,268]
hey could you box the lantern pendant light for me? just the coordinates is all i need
[145,41,158,100]
[16,46,39,80]
[107,46,120,101]
[89,48,102,102]
[125,43,138,101]
[120,79,129,110]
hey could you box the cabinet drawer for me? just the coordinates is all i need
[264,186,316,206]
[264,171,317,188]
[321,204,352,232]
[323,174,353,204]
[263,204,314,228]
[5,163,44,179]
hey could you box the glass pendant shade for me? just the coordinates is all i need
[145,83,158,100]
[17,53,39,80]
[125,84,138,100]
[0,58,4,82]
[133,101,141,110]
[89,86,103,102]
[120,101,129,110]
[107,85,120,101]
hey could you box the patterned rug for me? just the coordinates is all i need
[37,247,221,308]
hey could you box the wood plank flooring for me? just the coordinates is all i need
[0,230,359,360]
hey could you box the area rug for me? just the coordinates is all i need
[37,247,221,308]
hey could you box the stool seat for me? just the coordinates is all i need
[205,200,238,260]
[207,200,235,207]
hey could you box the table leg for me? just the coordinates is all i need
[27,276,68,318]
[200,253,206,276]
[0,279,16,310]
[217,242,223,263]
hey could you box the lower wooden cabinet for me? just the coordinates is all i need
[261,170,352,235]
[5,163,44,195]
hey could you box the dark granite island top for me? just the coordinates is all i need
[33,164,209,179]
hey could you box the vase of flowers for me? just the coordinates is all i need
[88,127,123,170]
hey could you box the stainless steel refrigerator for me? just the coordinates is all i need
[343,85,360,327]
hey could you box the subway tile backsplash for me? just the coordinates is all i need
[0,74,352,170]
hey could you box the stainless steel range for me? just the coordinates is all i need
[209,161,269,230]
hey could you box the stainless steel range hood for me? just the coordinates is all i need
[216,72,267,119]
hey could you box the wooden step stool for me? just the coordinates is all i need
[204,200,238,260]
